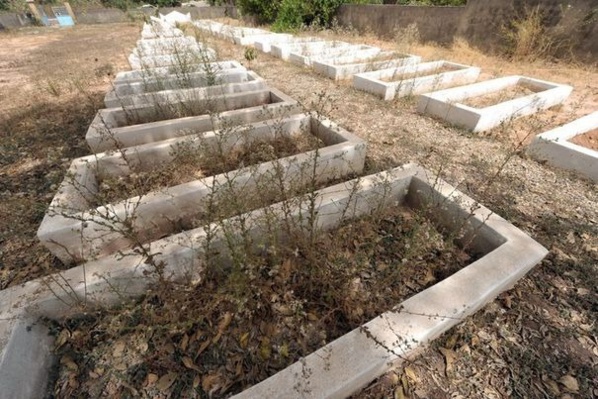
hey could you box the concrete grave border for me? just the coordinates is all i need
[103,70,267,108]
[527,111,598,182]
[312,51,422,80]
[87,88,300,152]
[40,113,366,264]
[288,44,381,68]
[107,67,250,100]
[135,36,201,56]
[253,33,296,53]
[113,60,246,85]
[270,39,345,61]
[128,47,217,70]
[417,75,573,132]
[2,164,547,398]
[353,60,481,101]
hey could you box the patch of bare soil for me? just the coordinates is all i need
[379,64,457,82]
[570,128,598,150]
[96,133,323,205]
[460,83,538,108]
[0,23,139,288]
[50,206,475,398]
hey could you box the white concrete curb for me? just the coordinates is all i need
[104,70,267,108]
[2,164,547,398]
[527,111,598,182]
[354,60,480,100]
[88,88,300,152]
[417,75,573,132]
[40,113,366,264]
[312,51,421,80]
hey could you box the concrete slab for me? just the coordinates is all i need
[312,51,421,80]
[2,163,547,399]
[103,70,266,108]
[288,44,381,68]
[113,60,246,85]
[527,111,598,182]
[354,60,481,101]
[87,88,300,152]
[40,113,366,264]
[417,75,573,132]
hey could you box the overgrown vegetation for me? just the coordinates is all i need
[236,0,382,31]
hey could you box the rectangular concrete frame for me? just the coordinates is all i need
[312,51,422,80]
[113,60,246,85]
[1,164,547,399]
[87,88,300,152]
[103,70,266,108]
[141,22,183,39]
[353,60,481,101]
[240,33,293,50]
[39,113,366,264]
[288,44,381,68]
[253,33,296,53]
[135,36,200,56]
[527,111,598,182]
[107,68,250,100]
[270,39,347,61]
[128,47,217,70]
[416,75,574,132]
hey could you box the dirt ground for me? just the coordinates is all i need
[1,21,597,398]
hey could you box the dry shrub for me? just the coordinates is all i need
[501,5,570,62]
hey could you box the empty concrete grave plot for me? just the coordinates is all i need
[528,111,598,182]
[270,38,347,61]
[104,70,267,108]
[112,60,246,85]
[353,60,481,101]
[253,33,295,53]
[313,51,421,80]
[135,36,202,56]
[39,113,366,264]
[128,46,217,70]
[88,87,300,152]
[417,75,573,132]
[1,164,547,398]
[288,44,381,68]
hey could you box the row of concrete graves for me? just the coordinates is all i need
[192,20,596,183]
[0,17,550,399]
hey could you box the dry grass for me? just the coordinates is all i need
[1,21,597,399]
[459,83,538,108]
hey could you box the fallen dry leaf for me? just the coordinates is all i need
[559,375,579,392]
[439,347,456,375]
[156,372,177,391]
[182,356,201,372]
[146,373,159,386]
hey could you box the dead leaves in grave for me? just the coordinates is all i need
[156,372,178,392]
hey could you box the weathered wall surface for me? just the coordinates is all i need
[336,4,465,45]
[337,0,598,61]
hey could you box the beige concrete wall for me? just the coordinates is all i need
[337,0,598,61]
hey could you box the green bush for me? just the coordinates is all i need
[237,0,282,24]
[270,0,379,32]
